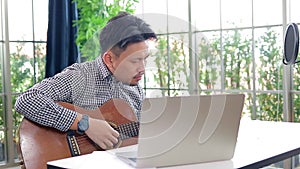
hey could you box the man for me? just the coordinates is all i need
[15,11,157,150]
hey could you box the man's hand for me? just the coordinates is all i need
[85,118,120,150]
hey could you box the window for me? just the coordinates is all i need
[138,0,287,121]
[137,0,299,168]
[0,0,48,166]
[1,0,299,168]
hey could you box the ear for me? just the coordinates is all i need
[102,52,115,72]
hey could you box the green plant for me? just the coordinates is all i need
[10,43,46,126]
[153,28,284,121]
[256,29,283,121]
[150,35,190,96]
[73,0,138,61]
[198,33,220,91]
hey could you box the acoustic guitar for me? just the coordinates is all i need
[16,99,139,169]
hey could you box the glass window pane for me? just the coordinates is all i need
[0,43,3,93]
[197,31,222,90]
[254,27,283,91]
[34,43,46,82]
[222,29,253,90]
[8,0,33,41]
[133,1,143,14]
[144,89,167,98]
[142,54,162,89]
[168,13,189,34]
[168,33,190,90]
[169,89,189,96]
[256,93,283,121]
[253,0,282,26]
[136,0,167,14]
[143,35,169,89]
[294,94,300,122]
[145,0,167,14]
[293,66,300,91]
[0,96,4,163]
[191,0,220,30]
[290,0,300,23]
[168,0,188,33]
[13,94,23,162]
[221,0,252,29]
[242,93,253,119]
[0,0,4,41]
[33,0,48,41]
[168,0,188,22]
[12,95,22,127]
[10,42,35,93]
[136,13,168,34]
[135,0,168,33]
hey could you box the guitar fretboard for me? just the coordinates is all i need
[117,121,139,140]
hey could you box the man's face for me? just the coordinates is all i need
[107,41,149,85]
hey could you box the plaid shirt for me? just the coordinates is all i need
[15,57,144,131]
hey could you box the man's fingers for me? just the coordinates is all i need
[104,139,114,148]
[112,130,120,138]
[98,142,107,150]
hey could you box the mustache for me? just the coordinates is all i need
[134,71,144,78]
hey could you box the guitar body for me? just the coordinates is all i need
[16,99,139,169]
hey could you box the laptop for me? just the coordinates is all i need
[116,93,245,168]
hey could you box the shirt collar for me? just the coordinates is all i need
[96,56,112,80]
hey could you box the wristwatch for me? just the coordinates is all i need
[77,114,89,135]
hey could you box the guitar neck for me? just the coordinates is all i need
[116,121,140,140]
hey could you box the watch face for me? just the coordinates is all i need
[78,115,89,134]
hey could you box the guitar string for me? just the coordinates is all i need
[117,121,139,139]
[76,135,100,152]
[69,121,140,153]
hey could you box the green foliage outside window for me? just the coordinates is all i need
[10,43,46,127]
[73,0,138,61]
[150,35,190,96]
[256,29,283,121]
[145,27,285,121]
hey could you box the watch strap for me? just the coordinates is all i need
[77,114,89,135]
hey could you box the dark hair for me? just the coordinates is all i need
[99,12,157,56]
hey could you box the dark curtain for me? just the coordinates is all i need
[45,0,79,78]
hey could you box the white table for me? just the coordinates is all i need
[47,118,300,169]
